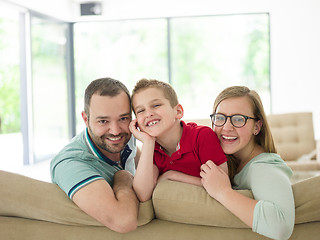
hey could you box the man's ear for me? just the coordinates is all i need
[175,104,184,119]
[81,111,89,127]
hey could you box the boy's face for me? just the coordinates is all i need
[132,87,183,138]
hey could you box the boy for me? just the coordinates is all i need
[129,79,228,202]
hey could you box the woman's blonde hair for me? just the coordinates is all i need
[213,86,276,181]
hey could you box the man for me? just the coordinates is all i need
[50,77,140,233]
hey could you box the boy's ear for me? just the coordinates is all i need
[175,104,184,119]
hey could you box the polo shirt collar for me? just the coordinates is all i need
[154,120,193,155]
[85,128,132,168]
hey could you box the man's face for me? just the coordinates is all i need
[82,92,131,160]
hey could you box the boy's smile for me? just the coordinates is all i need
[146,120,160,127]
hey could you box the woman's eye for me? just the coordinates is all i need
[216,116,225,121]
[234,117,245,123]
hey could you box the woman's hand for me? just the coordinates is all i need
[129,119,155,144]
[200,160,232,202]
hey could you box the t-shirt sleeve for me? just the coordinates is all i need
[51,159,105,199]
[249,163,295,240]
[196,127,227,165]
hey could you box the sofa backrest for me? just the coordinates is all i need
[184,118,212,128]
[267,112,316,161]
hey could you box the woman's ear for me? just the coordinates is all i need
[254,120,263,135]
[175,104,184,119]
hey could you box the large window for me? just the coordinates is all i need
[0,5,22,168]
[170,14,270,118]
[0,8,270,166]
[74,13,270,131]
[30,15,70,163]
[74,19,168,132]
[0,8,20,134]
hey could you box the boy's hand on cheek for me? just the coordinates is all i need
[129,119,155,143]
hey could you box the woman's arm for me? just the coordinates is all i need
[247,163,295,240]
[201,160,295,240]
[200,160,257,227]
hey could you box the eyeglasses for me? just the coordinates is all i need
[210,113,258,128]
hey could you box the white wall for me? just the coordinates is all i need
[3,0,320,139]
[1,0,73,20]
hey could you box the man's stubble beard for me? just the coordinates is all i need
[88,125,130,154]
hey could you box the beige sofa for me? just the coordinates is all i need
[1,170,320,240]
[267,112,320,171]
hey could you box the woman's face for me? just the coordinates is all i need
[213,96,260,160]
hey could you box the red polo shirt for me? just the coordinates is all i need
[154,121,227,177]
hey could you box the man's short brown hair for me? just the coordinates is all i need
[84,77,130,115]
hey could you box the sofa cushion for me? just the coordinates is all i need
[152,176,320,227]
[0,170,154,226]
[267,112,316,161]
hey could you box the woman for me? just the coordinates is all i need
[200,86,295,240]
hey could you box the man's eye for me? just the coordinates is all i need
[99,120,108,124]
[120,117,130,122]
[153,104,161,108]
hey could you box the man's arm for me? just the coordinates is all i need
[72,170,139,233]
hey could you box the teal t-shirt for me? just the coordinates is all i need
[50,129,136,199]
[233,153,295,240]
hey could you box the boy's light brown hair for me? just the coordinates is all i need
[131,78,179,111]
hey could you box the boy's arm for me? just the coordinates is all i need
[133,141,159,201]
[130,120,159,202]
[157,170,202,186]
